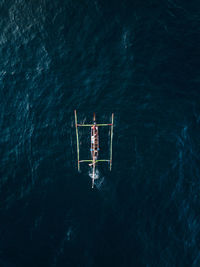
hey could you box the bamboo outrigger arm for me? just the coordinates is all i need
[77,124,112,127]
[79,159,110,163]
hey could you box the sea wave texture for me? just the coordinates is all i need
[0,0,200,266]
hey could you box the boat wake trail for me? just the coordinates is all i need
[88,168,99,180]
[88,168,105,190]
[95,176,105,190]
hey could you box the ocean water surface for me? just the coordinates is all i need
[0,0,200,266]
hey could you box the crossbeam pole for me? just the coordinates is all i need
[79,159,110,163]
[77,124,113,127]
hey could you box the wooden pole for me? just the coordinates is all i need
[74,110,80,171]
[110,113,114,171]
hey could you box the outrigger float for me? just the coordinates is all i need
[74,110,114,188]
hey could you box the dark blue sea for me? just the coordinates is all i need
[1,0,200,266]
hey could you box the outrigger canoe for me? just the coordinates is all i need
[74,110,114,188]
